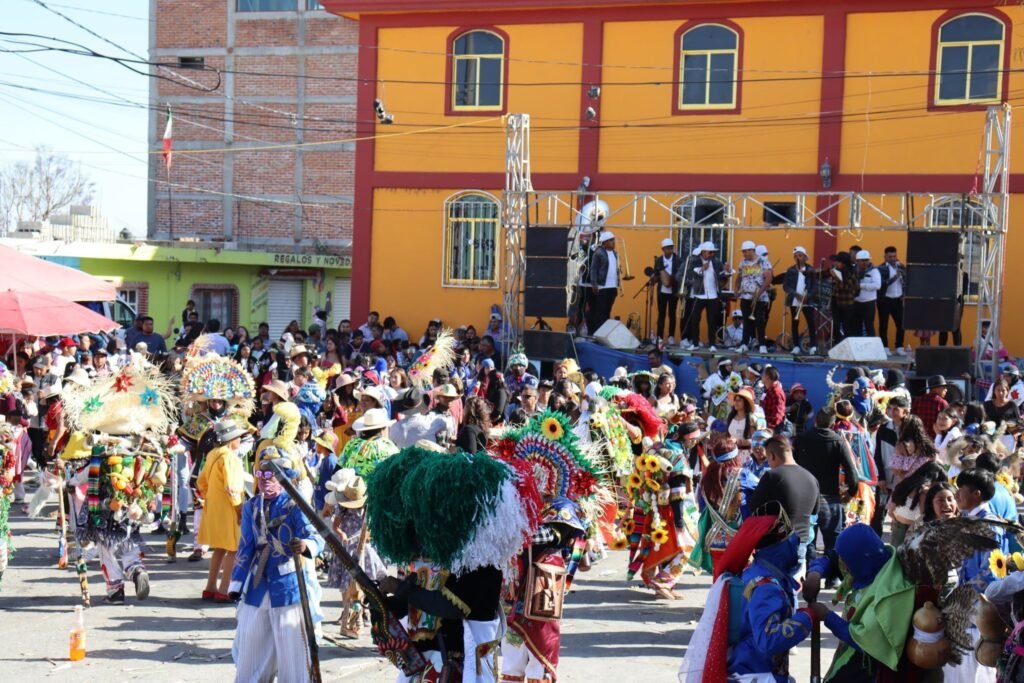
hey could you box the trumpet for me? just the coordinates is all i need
[620,237,635,281]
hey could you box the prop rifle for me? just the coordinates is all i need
[293,550,322,683]
[811,618,821,683]
[268,460,427,678]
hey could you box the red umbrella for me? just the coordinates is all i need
[0,245,116,301]
[0,290,119,336]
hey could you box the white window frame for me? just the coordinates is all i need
[442,191,501,289]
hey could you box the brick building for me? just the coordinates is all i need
[147,0,358,330]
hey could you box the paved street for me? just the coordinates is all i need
[2,481,837,681]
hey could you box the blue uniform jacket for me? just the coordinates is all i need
[729,538,814,682]
[229,492,324,608]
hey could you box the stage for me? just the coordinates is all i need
[573,339,914,412]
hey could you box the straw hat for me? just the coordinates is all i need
[351,408,395,432]
[354,385,385,407]
[325,468,367,508]
[334,373,357,391]
[262,379,290,402]
[39,382,62,400]
[729,386,757,411]
[65,367,92,389]
[434,383,460,399]
[289,344,309,359]
[313,430,339,452]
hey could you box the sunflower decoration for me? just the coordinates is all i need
[540,415,566,441]
[640,454,661,473]
[650,524,670,548]
[620,517,636,536]
[991,548,1009,579]
[627,472,644,490]
[997,472,1014,489]
[611,535,629,550]
[1013,551,1024,572]
[646,476,662,492]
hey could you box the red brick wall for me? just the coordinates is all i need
[151,2,355,251]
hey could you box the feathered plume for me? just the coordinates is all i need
[311,363,341,390]
[180,353,255,417]
[62,359,178,436]
[407,328,456,389]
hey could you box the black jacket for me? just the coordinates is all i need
[782,265,820,308]
[684,258,730,298]
[792,426,860,497]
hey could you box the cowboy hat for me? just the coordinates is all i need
[215,420,248,444]
[313,430,339,452]
[354,385,385,407]
[39,382,62,400]
[288,344,309,359]
[261,379,290,402]
[334,373,357,390]
[351,408,395,432]
[729,386,757,410]
[395,387,427,414]
[65,367,92,388]
[325,468,367,508]
[434,383,460,399]
[927,375,951,390]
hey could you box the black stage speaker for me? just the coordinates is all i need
[904,265,960,299]
[906,231,960,265]
[524,329,574,361]
[904,298,960,331]
[915,345,972,377]
[524,225,570,319]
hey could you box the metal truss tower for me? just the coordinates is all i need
[502,114,532,347]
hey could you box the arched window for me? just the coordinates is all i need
[678,24,739,110]
[672,196,731,260]
[451,30,505,111]
[444,192,500,287]
[935,13,1005,105]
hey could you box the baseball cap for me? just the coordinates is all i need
[856,250,871,260]
[660,238,674,248]
[793,245,808,255]
[741,240,756,251]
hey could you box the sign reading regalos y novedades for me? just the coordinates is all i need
[272,253,351,268]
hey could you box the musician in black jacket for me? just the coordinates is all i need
[652,237,682,344]
[781,246,819,354]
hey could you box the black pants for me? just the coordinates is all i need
[877,296,904,348]
[831,304,854,345]
[679,297,696,342]
[689,297,721,345]
[789,305,816,348]
[939,328,962,346]
[740,298,768,346]
[588,288,617,333]
[569,285,589,330]
[656,292,678,340]
[852,300,876,337]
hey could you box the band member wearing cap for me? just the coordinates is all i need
[782,246,819,355]
[588,230,620,333]
[652,237,681,344]
[852,250,881,337]
[735,240,772,351]
[684,241,731,348]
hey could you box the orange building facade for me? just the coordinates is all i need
[322,0,1024,351]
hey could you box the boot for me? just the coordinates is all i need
[105,586,125,604]
[178,512,190,535]
[132,568,150,601]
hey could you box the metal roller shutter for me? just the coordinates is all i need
[332,277,351,328]
[267,279,303,341]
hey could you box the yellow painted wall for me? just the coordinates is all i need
[374,23,583,174]
[842,9,1021,174]
[599,16,824,174]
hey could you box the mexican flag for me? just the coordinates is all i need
[162,106,173,169]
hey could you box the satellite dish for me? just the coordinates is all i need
[576,199,609,234]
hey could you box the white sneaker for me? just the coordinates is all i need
[738,344,748,353]
[791,347,801,355]
[667,336,675,346]
[679,339,692,349]
[895,348,907,357]
[708,345,717,352]
[759,345,768,354]
[808,346,818,355]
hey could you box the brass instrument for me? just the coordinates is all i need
[620,237,635,281]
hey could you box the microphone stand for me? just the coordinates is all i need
[633,275,656,344]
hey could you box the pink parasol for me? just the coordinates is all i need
[0,290,119,336]
[0,245,116,301]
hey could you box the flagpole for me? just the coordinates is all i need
[167,161,173,242]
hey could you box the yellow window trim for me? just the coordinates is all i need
[451,34,505,112]
[933,18,1004,105]
[678,42,738,110]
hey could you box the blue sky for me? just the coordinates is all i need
[0,1,150,235]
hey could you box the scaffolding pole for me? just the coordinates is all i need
[502,114,532,346]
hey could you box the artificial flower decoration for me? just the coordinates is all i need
[650,526,670,546]
[621,518,635,536]
[140,387,160,407]
[1013,551,1024,572]
[991,548,1009,579]
[627,472,643,490]
[113,370,134,393]
[540,416,565,441]
[611,536,629,550]
[82,395,104,414]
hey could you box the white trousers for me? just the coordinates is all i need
[99,543,143,595]
[233,591,312,683]
[501,638,547,680]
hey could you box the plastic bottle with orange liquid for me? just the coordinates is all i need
[69,605,86,661]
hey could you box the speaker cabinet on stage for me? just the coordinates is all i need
[593,319,641,349]
[904,298,961,331]
[524,330,574,361]
[906,231,960,265]
[524,225,570,319]
[827,337,888,362]
[903,230,964,332]
[914,346,971,377]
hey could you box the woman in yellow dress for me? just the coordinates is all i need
[197,421,247,602]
